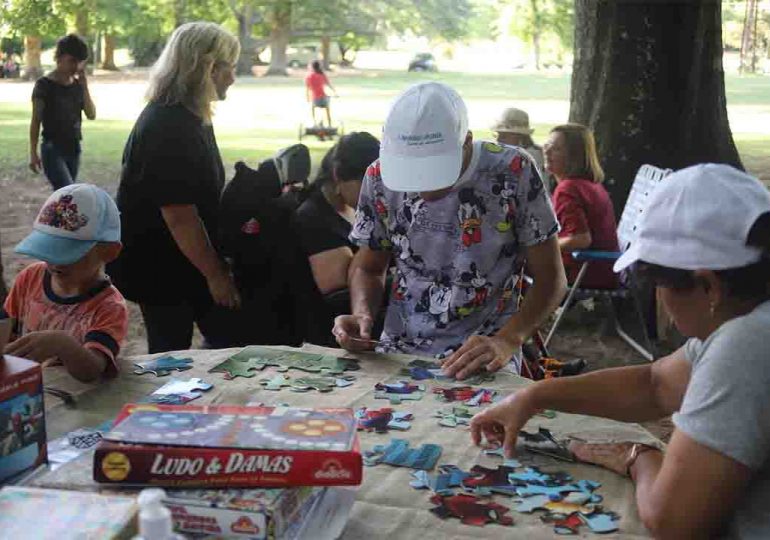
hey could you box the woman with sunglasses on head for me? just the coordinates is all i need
[470,163,770,539]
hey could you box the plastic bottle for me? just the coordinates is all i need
[132,488,185,540]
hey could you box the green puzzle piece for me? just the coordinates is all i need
[260,374,291,390]
[208,357,266,379]
[259,374,356,393]
[219,346,360,377]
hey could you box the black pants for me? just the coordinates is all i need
[139,300,214,354]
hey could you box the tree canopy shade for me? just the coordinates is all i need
[570,0,743,213]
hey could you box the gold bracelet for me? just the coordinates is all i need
[625,443,656,478]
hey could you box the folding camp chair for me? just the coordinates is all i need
[544,164,672,361]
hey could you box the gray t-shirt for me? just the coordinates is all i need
[673,300,770,539]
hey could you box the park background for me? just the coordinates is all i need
[1,2,769,439]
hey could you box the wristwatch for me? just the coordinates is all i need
[625,443,656,477]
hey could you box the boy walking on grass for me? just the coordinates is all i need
[1,184,127,382]
[29,34,96,189]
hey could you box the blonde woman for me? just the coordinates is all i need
[545,123,619,289]
[109,22,241,353]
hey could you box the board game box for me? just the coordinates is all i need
[93,404,362,488]
[0,351,47,484]
[164,486,324,539]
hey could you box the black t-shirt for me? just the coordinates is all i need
[109,102,225,303]
[294,189,355,257]
[32,77,84,153]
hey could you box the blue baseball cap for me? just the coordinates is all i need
[15,183,121,265]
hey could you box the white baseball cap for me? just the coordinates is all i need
[614,163,770,273]
[16,183,121,265]
[380,82,469,192]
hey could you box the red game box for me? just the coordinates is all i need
[0,353,47,484]
[93,404,362,488]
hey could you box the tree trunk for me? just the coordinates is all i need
[530,0,542,70]
[321,35,331,70]
[101,34,119,71]
[235,6,257,76]
[75,9,95,74]
[265,3,292,77]
[22,36,43,81]
[570,0,742,215]
[740,0,758,73]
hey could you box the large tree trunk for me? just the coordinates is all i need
[22,36,43,80]
[265,3,292,77]
[234,5,257,76]
[321,35,331,70]
[570,0,742,215]
[740,0,758,73]
[530,0,542,70]
[101,34,118,71]
[75,9,95,74]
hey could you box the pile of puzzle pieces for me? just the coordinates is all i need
[356,407,413,433]
[434,406,473,428]
[410,458,620,533]
[208,346,360,379]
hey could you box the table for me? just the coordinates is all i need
[37,345,660,539]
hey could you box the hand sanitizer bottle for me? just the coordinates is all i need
[133,488,185,540]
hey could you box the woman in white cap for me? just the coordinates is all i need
[492,107,547,187]
[469,163,770,538]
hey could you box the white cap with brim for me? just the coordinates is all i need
[380,82,468,192]
[613,163,770,273]
[15,183,121,266]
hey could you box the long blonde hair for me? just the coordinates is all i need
[550,123,605,183]
[146,22,240,123]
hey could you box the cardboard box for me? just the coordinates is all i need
[0,486,137,539]
[0,354,47,484]
[164,486,324,539]
[93,404,362,488]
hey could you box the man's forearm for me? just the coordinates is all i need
[524,365,667,423]
[497,270,565,345]
[168,218,222,281]
[349,266,385,319]
[29,120,40,153]
[82,84,96,119]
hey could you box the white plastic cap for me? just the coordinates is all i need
[137,488,173,540]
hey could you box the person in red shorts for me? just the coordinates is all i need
[545,123,619,289]
[1,183,127,382]
[305,60,338,128]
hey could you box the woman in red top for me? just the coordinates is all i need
[305,60,337,128]
[545,123,619,289]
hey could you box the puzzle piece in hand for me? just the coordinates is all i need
[462,465,520,496]
[579,509,620,534]
[209,357,266,379]
[429,493,513,527]
[481,446,522,468]
[363,438,441,470]
[374,381,425,404]
[434,406,473,428]
[356,408,413,433]
[518,427,575,462]
[134,356,193,377]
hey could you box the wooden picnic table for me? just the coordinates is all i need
[36,344,658,539]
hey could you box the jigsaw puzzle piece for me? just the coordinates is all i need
[335,376,355,387]
[544,501,595,515]
[291,354,360,375]
[152,377,212,395]
[290,376,338,392]
[572,479,603,503]
[516,483,580,501]
[518,427,575,462]
[134,356,193,377]
[429,494,514,527]
[482,446,522,468]
[579,510,619,533]
[208,356,265,379]
[364,439,441,470]
[260,374,291,391]
[462,465,520,496]
[549,512,583,535]
[513,495,552,513]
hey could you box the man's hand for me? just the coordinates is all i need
[4,330,74,363]
[332,314,375,352]
[76,68,87,86]
[441,334,521,380]
[469,388,538,458]
[207,268,241,309]
[29,152,42,173]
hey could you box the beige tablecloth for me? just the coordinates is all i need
[36,345,659,539]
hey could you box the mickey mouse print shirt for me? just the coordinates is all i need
[350,140,559,361]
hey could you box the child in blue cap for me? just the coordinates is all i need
[2,184,127,382]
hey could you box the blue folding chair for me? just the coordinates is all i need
[544,164,672,361]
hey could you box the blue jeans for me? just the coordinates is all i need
[41,140,80,190]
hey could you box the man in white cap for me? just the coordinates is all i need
[333,82,567,379]
[492,107,547,187]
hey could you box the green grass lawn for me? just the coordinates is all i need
[0,70,768,189]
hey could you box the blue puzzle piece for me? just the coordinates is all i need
[513,495,552,513]
[580,511,619,533]
[482,446,522,468]
[516,483,580,501]
[509,467,552,485]
[573,479,603,503]
[410,470,459,496]
[364,439,441,470]
[133,356,194,377]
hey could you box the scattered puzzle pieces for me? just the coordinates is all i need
[374,381,425,405]
[399,359,496,385]
[434,406,473,428]
[429,493,513,526]
[410,465,471,496]
[259,374,356,392]
[363,439,441,470]
[462,464,521,496]
[433,386,496,406]
[482,446,522,467]
[356,408,413,433]
[133,356,193,377]
[210,347,360,379]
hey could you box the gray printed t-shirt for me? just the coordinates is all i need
[673,299,770,539]
[350,141,558,359]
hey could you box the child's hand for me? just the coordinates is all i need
[4,330,75,363]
